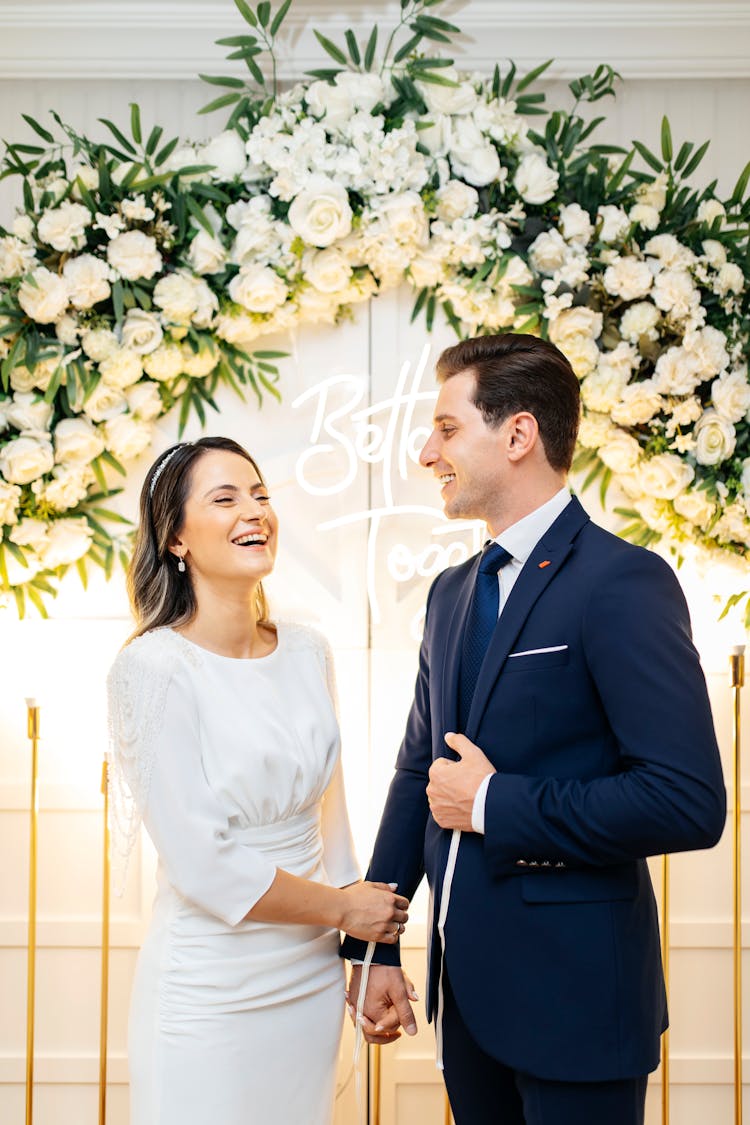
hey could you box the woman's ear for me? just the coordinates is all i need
[167,537,185,560]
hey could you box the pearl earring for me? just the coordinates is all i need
[177,556,186,573]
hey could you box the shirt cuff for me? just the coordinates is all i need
[471,773,493,834]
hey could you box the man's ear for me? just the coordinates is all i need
[506,412,539,461]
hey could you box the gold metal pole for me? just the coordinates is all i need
[444,1090,453,1125]
[25,699,40,1125]
[660,853,670,1125]
[731,645,745,1125]
[99,760,111,1125]
[370,1044,381,1125]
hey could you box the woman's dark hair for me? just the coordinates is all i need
[127,436,270,640]
[435,333,581,471]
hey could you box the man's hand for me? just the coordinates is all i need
[346,964,419,1045]
[427,732,496,831]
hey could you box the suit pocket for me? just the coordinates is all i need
[505,647,570,672]
[520,865,638,903]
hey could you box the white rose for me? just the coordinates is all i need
[419,115,452,157]
[578,413,619,449]
[628,204,660,231]
[408,245,447,288]
[693,408,736,466]
[305,80,355,129]
[644,234,694,270]
[12,215,34,242]
[375,192,428,245]
[581,367,630,414]
[434,181,479,222]
[99,348,143,389]
[0,480,22,524]
[596,204,630,244]
[559,203,593,245]
[303,247,352,293]
[637,174,668,211]
[5,392,53,437]
[41,465,92,511]
[335,71,385,113]
[637,453,694,500]
[63,254,112,310]
[215,311,261,348]
[153,272,200,325]
[700,239,727,269]
[121,309,164,355]
[107,230,162,281]
[697,199,725,226]
[39,518,93,568]
[81,328,118,362]
[449,119,500,187]
[229,264,287,313]
[124,380,163,420]
[191,278,219,329]
[611,379,663,426]
[559,335,600,378]
[71,163,99,194]
[673,489,716,530]
[548,305,603,345]
[10,517,49,552]
[711,368,750,423]
[201,130,247,180]
[529,229,567,274]
[288,178,353,248]
[652,269,700,318]
[0,435,54,484]
[501,255,534,290]
[670,396,703,427]
[18,267,69,324]
[683,325,729,379]
[716,263,744,296]
[620,301,660,342]
[143,343,184,382]
[103,413,153,462]
[54,417,105,465]
[513,153,559,205]
[56,315,80,346]
[10,357,60,394]
[603,257,653,301]
[188,230,227,275]
[0,235,36,280]
[653,347,702,395]
[37,201,91,252]
[82,383,128,423]
[418,70,477,116]
[181,344,219,378]
[598,431,642,473]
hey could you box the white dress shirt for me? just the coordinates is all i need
[470,487,572,833]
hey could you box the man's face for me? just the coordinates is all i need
[419,368,509,524]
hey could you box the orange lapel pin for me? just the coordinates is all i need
[538,560,552,569]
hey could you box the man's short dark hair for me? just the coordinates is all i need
[435,333,581,472]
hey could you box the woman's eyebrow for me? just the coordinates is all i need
[202,483,265,498]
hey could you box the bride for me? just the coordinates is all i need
[107,435,409,1125]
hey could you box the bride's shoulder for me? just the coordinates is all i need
[280,620,332,659]
[108,627,186,685]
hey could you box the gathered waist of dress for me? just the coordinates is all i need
[228,805,324,877]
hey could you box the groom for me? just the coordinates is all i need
[341,332,726,1124]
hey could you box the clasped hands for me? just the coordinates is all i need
[346,731,495,1044]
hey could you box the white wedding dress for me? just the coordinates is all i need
[107,623,360,1125]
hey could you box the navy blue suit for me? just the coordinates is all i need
[342,497,725,1089]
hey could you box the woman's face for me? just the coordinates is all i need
[171,449,278,585]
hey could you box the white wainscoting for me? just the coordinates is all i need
[0,4,749,1121]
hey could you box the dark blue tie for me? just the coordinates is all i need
[458,541,512,730]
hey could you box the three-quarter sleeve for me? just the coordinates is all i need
[321,754,360,887]
[137,659,277,926]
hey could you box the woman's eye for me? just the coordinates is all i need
[214,497,234,504]
[256,494,271,504]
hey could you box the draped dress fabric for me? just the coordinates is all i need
[107,623,360,1125]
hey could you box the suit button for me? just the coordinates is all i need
[516,859,528,867]
[529,860,539,867]
[541,861,551,867]
[555,861,566,868]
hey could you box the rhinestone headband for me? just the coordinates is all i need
[149,444,188,498]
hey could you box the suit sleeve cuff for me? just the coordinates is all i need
[471,773,493,834]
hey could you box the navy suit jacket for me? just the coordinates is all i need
[341,497,726,1082]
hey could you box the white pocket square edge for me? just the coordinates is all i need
[508,645,569,658]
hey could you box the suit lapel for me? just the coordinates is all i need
[441,555,480,743]
[465,497,590,741]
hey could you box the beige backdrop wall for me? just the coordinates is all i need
[1,3,750,1123]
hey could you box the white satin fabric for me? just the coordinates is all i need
[107,623,360,1125]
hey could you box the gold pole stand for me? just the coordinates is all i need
[444,1090,453,1125]
[370,1044,381,1125]
[660,853,670,1125]
[99,760,111,1125]
[24,699,40,1125]
[731,645,745,1125]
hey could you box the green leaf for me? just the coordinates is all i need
[345,29,361,65]
[25,584,49,618]
[101,450,126,476]
[130,103,142,145]
[98,117,137,154]
[673,140,693,173]
[500,62,517,99]
[729,159,750,206]
[394,33,422,64]
[313,30,348,65]
[364,25,378,70]
[270,0,293,36]
[681,139,710,178]
[145,124,164,156]
[233,0,258,27]
[412,70,458,87]
[198,92,243,115]
[155,136,180,166]
[632,140,663,173]
[516,59,553,93]
[257,1,271,28]
[660,116,672,163]
[199,74,247,88]
[21,113,55,144]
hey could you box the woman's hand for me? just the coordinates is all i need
[338,881,409,943]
